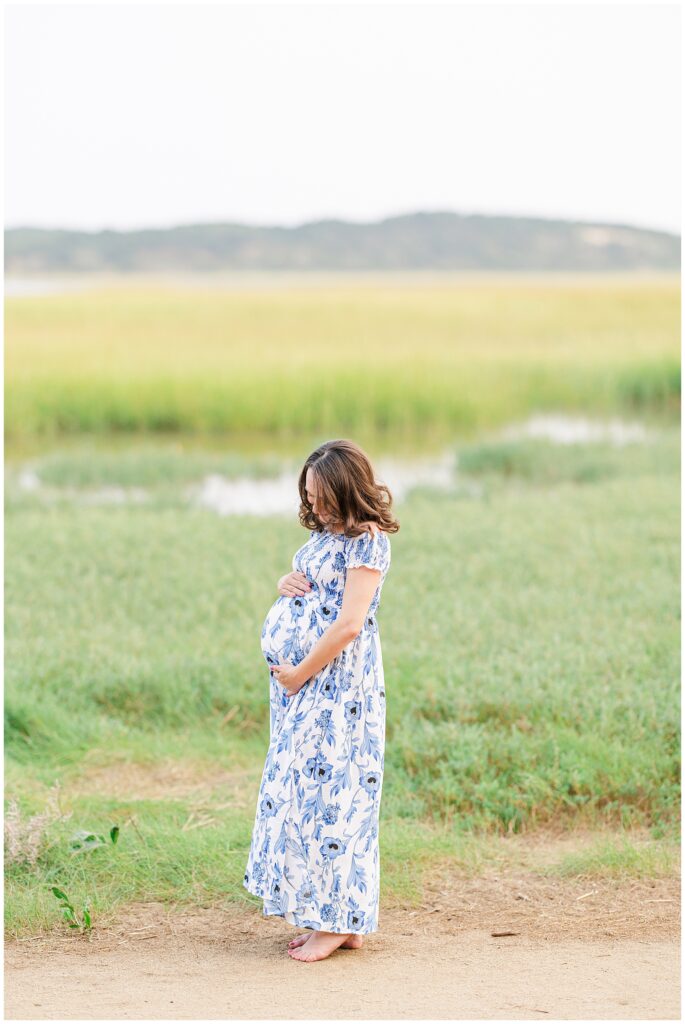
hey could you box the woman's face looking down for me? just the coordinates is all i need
[305,467,328,523]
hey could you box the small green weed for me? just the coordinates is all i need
[50,887,92,933]
[68,825,120,855]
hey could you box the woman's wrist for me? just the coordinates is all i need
[294,668,309,689]
[291,661,310,687]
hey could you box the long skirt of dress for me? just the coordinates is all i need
[242,620,386,935]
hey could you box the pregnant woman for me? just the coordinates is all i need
[243,438,399,963]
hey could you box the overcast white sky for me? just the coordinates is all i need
[4,2,681,234]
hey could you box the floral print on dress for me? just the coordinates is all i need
[243,527,391,934]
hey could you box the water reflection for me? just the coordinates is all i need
[10,414,653,513]
[187,450,461,517]
[497,414,649,446]
[5,277,99,297]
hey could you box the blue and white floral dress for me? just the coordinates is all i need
[243,526,391,935]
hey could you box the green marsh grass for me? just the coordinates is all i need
[4,427,679,933]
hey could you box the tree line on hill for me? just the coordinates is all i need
[5,210,679,273]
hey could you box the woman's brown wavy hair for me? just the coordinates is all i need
[298,439,400,538]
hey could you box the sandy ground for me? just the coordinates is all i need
[5,872,680,1020]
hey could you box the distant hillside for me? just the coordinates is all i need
[4,211,680,273]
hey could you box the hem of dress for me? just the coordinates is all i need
[242,879,378,935]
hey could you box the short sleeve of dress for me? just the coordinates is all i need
[345,529,391,575]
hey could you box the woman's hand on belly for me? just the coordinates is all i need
[277,571,312,597]
[270,661,310,698]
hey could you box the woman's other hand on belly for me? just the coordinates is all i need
[271,661,310,697]
[277,571,313,597]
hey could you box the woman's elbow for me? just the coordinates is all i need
[337,617,362,642]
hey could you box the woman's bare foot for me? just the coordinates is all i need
[288,931,363,951]
[287,930,362,961]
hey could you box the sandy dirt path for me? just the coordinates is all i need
[5,874,680,1020]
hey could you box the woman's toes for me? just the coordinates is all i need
[288,931,350,962]
[288,933,311,949]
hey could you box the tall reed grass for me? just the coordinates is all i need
[5,276,680,441]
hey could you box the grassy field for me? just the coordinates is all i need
[4,425,680,936]
[5,274,680,444]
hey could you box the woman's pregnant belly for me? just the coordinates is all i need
[260,586,339,669]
